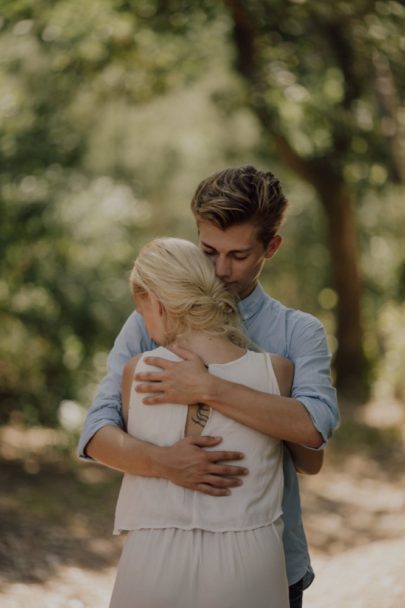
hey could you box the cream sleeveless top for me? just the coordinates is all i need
[114,347,284,534]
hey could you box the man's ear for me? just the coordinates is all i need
[265,235,282,259]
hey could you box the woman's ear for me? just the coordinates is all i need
[158,300,165,317]
[149,292,165,317]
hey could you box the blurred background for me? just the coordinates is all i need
[0,1,404,607]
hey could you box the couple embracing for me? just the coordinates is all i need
[79,166,338,608]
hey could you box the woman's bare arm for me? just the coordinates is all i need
[121,355,142,427]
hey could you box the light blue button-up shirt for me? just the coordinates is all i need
[79,282,339,586]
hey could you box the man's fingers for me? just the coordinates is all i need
[203,474,243,488]
[142,396,166,405]
[170,344,198,361]
[143,356,174,369]
[189,435,223,447]
[190,436,244,458]
[205,450,246,463]
[194,484,232,497]
[135,372,165,384]
[208,463,249,477]
[194,474,245,495]
[135,382,164,393]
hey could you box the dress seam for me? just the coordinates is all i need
[113,514,283,536]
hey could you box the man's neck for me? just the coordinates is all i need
[239,281,258,301]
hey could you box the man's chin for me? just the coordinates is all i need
[223,282,242,297]
[222,281,255,299]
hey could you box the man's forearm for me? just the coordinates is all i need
[285,441,324,474]
[136,350,325,448]
[202,375,323,448]
[85,424,249,495]
[86,425,164,477]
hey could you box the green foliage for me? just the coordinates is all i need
[331,418,403,458]
[0,171,145,424]
[223,0,404,181]
[0,0,261,425]
[1,0,404,424]
[373,304,405,402]
[0,0,166,424]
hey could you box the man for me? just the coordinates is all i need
[79,166,339,608]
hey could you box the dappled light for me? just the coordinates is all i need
[1,1,404,606]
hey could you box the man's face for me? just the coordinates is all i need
[198,220,281,299]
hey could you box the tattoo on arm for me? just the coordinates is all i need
[191,403,210,428]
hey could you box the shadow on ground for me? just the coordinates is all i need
[1,397,404,599]
[300,399,405,557]
[0,432,123,589]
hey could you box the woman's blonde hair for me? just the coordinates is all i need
[130,237,248,348]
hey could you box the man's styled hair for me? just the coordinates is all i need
[191,165,288,247]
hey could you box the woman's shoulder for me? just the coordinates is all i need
[122,354,144,406]
[269,352,292,370]
[246,349,290,366]
[126,346,182,375]
[269,354,294,397]
[123,353,143,378]
[245,351,293,396]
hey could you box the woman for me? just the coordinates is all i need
[110,237,294,608]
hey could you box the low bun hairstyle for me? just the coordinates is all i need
[130,237,248,348]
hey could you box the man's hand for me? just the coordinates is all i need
[158,435,248,496]
[86,427,247,496]
[135,345,209,405]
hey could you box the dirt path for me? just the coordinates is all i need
[1,411,404,607]
[301,452,405,608]
[305,537,405,608]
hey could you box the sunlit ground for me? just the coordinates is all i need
[0,398,404,608]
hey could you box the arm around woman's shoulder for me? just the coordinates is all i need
[288,312,339,440]
[271,353,324,476]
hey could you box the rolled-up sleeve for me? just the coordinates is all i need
[78,312,152,459]
[289,315,339,446]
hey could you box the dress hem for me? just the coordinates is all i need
[113,513,283,536]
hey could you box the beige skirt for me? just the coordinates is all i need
[109,521,288,608]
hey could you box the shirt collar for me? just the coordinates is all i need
[238,282,268,321]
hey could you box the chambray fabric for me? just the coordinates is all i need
[79,282,339,586]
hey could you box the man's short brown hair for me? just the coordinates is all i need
[191,165,288,247]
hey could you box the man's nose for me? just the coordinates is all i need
[215,256,231,279]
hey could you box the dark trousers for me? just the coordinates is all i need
[288,577,304,608]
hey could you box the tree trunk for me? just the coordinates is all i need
[271,134,370,398]
[317,184,369,398]
[253,107,370,397]
[224,0,370,397]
